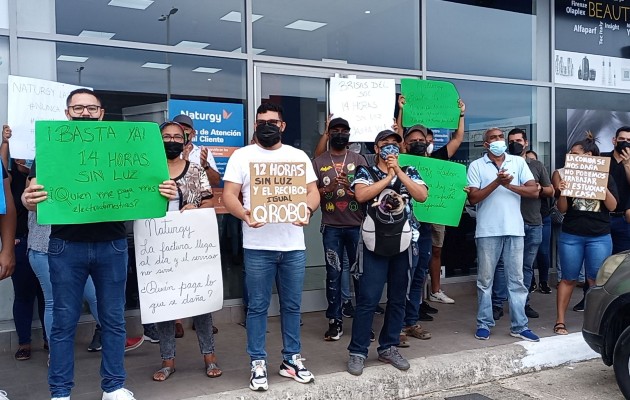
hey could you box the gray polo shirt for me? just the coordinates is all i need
[521,158,551,226]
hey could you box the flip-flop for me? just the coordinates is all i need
[153,366,176,381]
[554,323,568,335]
[206,362,222,378]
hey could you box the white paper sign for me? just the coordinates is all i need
[329,77,396,142]
[7,75,90,159]
[133,209,223,324]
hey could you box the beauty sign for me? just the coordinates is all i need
[134,209,223,324]
[249,162,308,223]
[561,154,610,200]
[401,79,460,129]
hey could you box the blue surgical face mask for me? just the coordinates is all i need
[488,140,507,156]
[379,143,400,160]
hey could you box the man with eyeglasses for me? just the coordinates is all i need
[223,103,319,392]
[173,114,221,187]
[602,126,630,254]
[23,88,177,400]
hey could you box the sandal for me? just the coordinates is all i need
[398,332,410,348]
[205,362,222,378]
[153,366,176,381]
[15,346,31,361]
[554,323,568,335]
[403,324,432,340]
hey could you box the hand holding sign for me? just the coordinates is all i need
[401,79,461,129]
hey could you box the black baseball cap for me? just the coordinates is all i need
[329,117,350,131]
[173,114,194,129]
[374,129,403,143]
[404,124,428,139]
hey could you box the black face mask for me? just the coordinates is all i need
[508,142,524,156]
[407,141,427,156]
[164,142,184,160]
[330,133,350,150]
[615,141,630,154]
[71,116,100,121]
[255,123,282,148]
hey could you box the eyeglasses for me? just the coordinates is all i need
[255,119,282,126]
[69,105,101,114]
[162,134,186,143]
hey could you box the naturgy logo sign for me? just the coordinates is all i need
[179,110,223,123]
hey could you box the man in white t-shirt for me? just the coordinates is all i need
[223,103,320,392]
[173,114,221,186]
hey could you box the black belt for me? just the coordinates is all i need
[610,212,625,217]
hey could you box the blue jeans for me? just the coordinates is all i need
[476,236,528,333]
[492,225,542,307]
[404,225,431,327]
[558,232,612,281]
[610,216,630,254]
[348,244,412,358]
[535,216,552,283]
[243,249,305,362]
[12,237,45,345]
[30,249,102,339]
[47,238,128,398]
[341,250,352,302]
[322,225,360,321]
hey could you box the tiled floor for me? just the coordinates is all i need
[0,287,585,400]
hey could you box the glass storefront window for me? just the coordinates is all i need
[253,0,420,69]
[18,0,245,53]
[426,0,550,81]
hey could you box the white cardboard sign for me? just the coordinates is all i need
[329,77,396,142]
[134,209,223,324]
[7,75,89,159]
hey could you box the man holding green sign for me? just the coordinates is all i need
[23,88,176,400]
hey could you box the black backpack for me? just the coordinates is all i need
[360,167,412,257]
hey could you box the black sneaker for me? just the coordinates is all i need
[324,319,343,341]
[88,325,102,352]
[418,311,434,321]
[529,281,537,293]
[573,298,585,312]
[539,281,552,294]
[420,302,438,314]
[525,304,539,318]
[374,305,385,315]
[143,324,160,344]
[279,354,315,384]
[492,306,504,321]
[342,301,355,318]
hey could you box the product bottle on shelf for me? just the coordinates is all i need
[608,60,612,86]
[602,59,606,85]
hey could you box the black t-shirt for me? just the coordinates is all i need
[562,178,618,236]
[29,159,126,242]
[602,151,629,212]
[430,145,449,161]
[10,164,29,237]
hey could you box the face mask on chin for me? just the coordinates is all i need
[255,123,282,148]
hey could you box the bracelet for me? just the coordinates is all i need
[307,206,314,216]
[460,113,465,117]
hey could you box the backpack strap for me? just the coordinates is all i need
[391,166,408,195]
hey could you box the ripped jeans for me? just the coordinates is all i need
[322,225,360,322]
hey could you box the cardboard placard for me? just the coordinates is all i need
[561,154,610,200]
[134,209,223,324]
[398,154,468,226]
[401,79,460,129]
[329,77,396,142]
[35,120,169,224]
[249,162,308,223]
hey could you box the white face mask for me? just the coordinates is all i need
[426,143,434,155]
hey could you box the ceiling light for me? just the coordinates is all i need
[220,11,262,23]
[174,41,210,49]
[365,10,371,14]
[141,62,171,69]
[193,67,221,74]
[108,0,153,10]
[57,55,89,62]
[285,20,327,31]
[78,30,116,40]
[232,47,266,54]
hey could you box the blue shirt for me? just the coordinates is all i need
[467,153,534,238]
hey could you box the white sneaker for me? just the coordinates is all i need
[429,290,455,304]
[102,388,135,400]
[249,360,268,391]
[0,390,9,400]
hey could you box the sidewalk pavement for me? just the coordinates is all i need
[1,287,593,400]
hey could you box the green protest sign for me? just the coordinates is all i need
[35,121,169,224]
[399,154,467,227]
[401,79,460,129]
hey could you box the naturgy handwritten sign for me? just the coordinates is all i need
[401,79,460,129]
[8,75,90,160]
[35,121,169,224]
[249,162,308,223]
[561,154,610,200]
[399,154,468,226]
[134,209,223,324]
[329,77,395,142]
